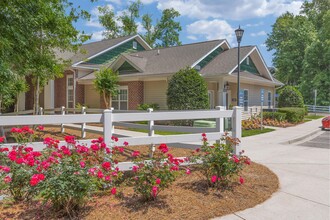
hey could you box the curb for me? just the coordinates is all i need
[280,128,323,145]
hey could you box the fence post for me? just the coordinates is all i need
[103,109,113,150]
[81,107,86,138]
[232,106,242,155]
[147,108,155,158]
[61,106,65,133]
[215,106,225,145]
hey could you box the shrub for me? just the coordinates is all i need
[242,118,262,130]
[191,133,250,188]
[167,67,209,110]
[278,86,304,108]
[131,143,186,201]
[278,107,305,123]
[137,103,160,111]
[262,112,286,121]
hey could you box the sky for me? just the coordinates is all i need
[72,0,305,67]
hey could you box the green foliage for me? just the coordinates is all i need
[94,68,119,109]
[98,2,182,48]
[262,112,287,121]
[192,134,250,188]
[278,86,304,108]
[278,107,305,123]
[131,144,184,200]
[266,0,330,105]
[137,103,160,111]
[242,128,275,137]
[154,8,182,47]
[167,67,209,111]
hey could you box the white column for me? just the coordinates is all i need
[232,106,242,155]
[217,79,225,106]
[44,80,54,109]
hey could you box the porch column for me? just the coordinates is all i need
[217,79,225,106]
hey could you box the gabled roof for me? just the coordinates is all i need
[55,35,151,67]
[200,46,255,76]
[111,39,227,75]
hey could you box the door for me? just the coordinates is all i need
[208,90,214,109]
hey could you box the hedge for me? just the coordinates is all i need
[262,112,287,121]
[278,107,305,123]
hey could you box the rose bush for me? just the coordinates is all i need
[192,133,251,188]
[131,143,187,201]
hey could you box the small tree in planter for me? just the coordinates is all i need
[94,68,119,109]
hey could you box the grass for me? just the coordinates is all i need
[242,128,275,137]
[124,127,188,135]
[304,115,324,120]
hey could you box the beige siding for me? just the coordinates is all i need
[84,85,100,108]
[144,81,168,109]
[207,82,217,109]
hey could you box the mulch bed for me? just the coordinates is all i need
[0,162,279,219]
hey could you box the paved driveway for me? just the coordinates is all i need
[217,119,330,220]
[300,131,329,149]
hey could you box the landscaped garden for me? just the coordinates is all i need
[0,127,279,219]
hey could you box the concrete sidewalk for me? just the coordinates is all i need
[216,118,330,220]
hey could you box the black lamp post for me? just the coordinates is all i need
[235,25,244,106]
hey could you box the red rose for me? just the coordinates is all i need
[0,136,5,143]
[152,186,158,197]
[111,187,117,195]
[111,136,118,142]
[239,176,245,184]
[211,175,217,183]
[158,143,169,154]
[155,178,161,185]
[132,151,140,157]
[80,161,86,168]
[4,176,12,183]
[102,162,111,170]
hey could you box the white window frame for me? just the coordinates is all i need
[268,91,272,109]
[112,86,129,110]
[133,41,137,49]
[243,89,249,112]
[66,74,74,108]
[246,56,250,65]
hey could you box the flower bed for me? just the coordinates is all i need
[0,127,279,219]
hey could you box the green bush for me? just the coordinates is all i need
[278,107,305,123]
[262,112,287,121]
[167,67,209,110]
[137,103,160,111]
[278,86,304,108]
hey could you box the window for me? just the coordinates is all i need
[268,91,272,109]
[133,41,137,49]
[66,75,74,108]
[195,65,201,71]
[246,56,250,65]
[243,90,249,111]
[112,87,128,110]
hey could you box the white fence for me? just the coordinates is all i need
[0,107,242,156]
[306,105,330,113]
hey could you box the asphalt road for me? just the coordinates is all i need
[300,131,330,149]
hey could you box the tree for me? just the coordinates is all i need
[167,67,208,110]
[278,86,304,108]
[120,0,141,36]
[141,14,157,46]
[266,12,316,85]
[155,8,182,47]
[98,6,120,39]
[0,0,92,114]
[266,0,329,105]
[94,68,119,109]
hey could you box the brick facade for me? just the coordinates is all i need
[99,81,144,110]
[76,83,85,106]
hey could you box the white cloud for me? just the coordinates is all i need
[105,0,122,5]
[260,43,267,47]
[250,31,267,37]
[245,22,264,27]
[137,21,146,34]
[91,31,105,41]
[187,35,197,40]
[187,19,235,44]
[156,0,303,20]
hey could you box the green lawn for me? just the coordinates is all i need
[124,127,188,135]
[304,115,324,120]
[242,128,275,137]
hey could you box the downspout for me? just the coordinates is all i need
[73,69,77,111]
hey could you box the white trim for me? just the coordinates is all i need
[72,35,151,67]
[66,74,74,108]
[254,47,274,81]
[228,47,256,75]
[112,86,129,110]
[191,41,228,68]
[74,65,100,70]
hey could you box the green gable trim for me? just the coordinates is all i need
[241,56,260,75]
[196,47,223,69]
[83,39,145,65]
[118,61,139,74]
